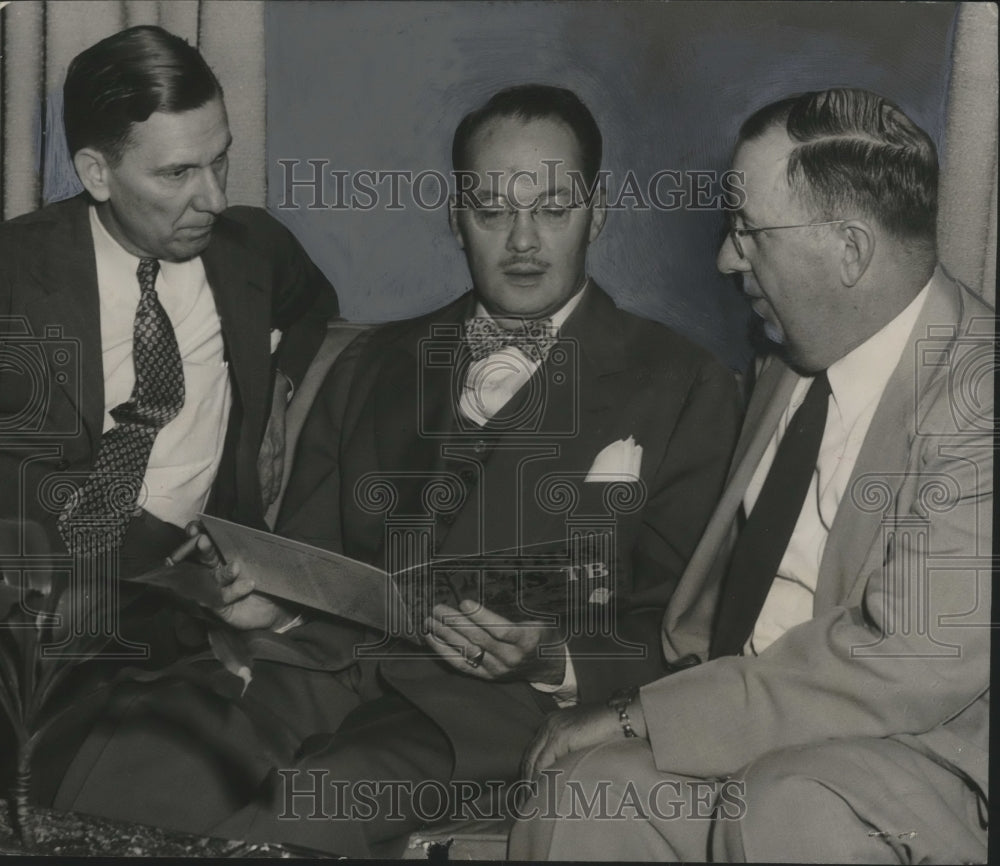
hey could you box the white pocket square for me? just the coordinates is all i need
[585,436,643,483]
[269,328,283,354]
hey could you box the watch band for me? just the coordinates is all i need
[607,685,640,739]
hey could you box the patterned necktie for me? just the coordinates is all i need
[58,258,185,555]
[709,371,831,658]
[464,316,557,363]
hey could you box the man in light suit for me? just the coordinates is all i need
[56,84,741,857]
[511,88,993,863]
[0,24,336,800]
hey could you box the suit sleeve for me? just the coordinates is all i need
[262,213,340,390]
[638,405,992,778]
[570,357,743,701]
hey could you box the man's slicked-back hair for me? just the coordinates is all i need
[739,89,938,244]
[452,84,602,187]
[64,25,223,165]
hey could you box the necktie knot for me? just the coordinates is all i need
[137,257,160,295]
[464,316,557,363]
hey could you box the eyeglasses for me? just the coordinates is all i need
[728,219,848,259]
[467,196,583,231]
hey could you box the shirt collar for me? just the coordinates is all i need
[825,279,932,428]
[89,204,145,270]
[472,277,590,332]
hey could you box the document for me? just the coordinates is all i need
[187,516,616,640]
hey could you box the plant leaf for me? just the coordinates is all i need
[0,582,22,619]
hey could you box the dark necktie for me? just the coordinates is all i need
[464,316,557,363]
[58,258,185,555]
[709,371,831,658]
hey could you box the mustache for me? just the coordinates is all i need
[499,256,550,270]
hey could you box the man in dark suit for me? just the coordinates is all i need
[511,88,992,863]
[0,25,337,577]
[56,84,739,856]
[0,24,336,800]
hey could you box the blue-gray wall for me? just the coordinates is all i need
[265,1,957,371]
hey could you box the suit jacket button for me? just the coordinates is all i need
[473,440,486,454]
[440,512,456,525]
[56,459,70,471]
[460,468,476,484]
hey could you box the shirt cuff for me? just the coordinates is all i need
[530,648,579,707]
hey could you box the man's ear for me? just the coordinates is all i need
[588,188,607,243]
[839,219,875,286]
[448,194,465,250]
[73,148,112,202]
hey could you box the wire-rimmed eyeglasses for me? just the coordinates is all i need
[729,219,849,259]
[467,196,584,231]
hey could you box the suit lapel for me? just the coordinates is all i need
[815,270,964,609]
[22,196,104,453]
[201,217,271,430]
[431,284,630,558]
[663,357,798,648]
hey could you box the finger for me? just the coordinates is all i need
[422,625,478,668]
[194,532,223,567]
[218,574,254,605]
[532,735,563,775]
[213,560,242,587]
[430,605,498,654]
[458,600,544,646]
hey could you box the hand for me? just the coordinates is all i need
[211,558,298,632]
[258,372,291,509]
[182,522,296,632]
[423,600,566,684]
[521,699,647,781]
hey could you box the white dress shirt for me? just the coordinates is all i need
[90,206,232,529]
[459,281,590,705]
[459,282,586,426]
[745,282,931,654]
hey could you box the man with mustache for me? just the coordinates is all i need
[511,88,992,863]
[57,83,740,856]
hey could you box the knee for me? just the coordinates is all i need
[713,743,859,862]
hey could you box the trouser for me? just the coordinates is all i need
[508,736,988,863]
[54,653,540,858]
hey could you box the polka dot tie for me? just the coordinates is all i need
[58,258,185,555]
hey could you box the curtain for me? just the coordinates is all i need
[0,0,265,220]
[938,2,998,305]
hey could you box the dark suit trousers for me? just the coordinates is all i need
[32,510,188,806]
[55,651,541,858]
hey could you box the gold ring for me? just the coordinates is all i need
[465,647,486,668]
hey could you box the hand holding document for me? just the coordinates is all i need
[133,515,618,646]
[195,514,412,639]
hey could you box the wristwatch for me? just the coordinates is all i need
[607,685,640,738]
